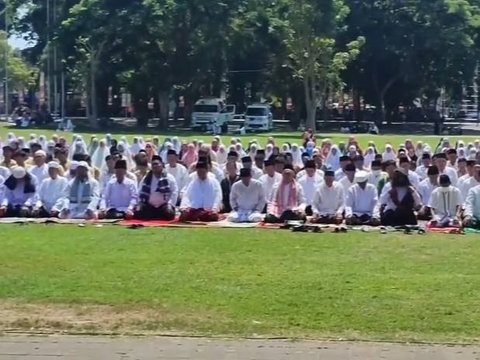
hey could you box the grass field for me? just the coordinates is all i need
[1,224,479,343]
[1,123,480,149]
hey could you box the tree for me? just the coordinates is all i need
[282,0,363,131]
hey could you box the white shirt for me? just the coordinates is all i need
[380,186,421,211]
[64,177,101,213]
[0,166,10,180]
[298,174,323,206]
[2,175,39,207]
[417,178,438,206]
[102,177,138,211]
[37,176,69,212]
[334,168,346,181]
[345,183,379,218]
[407,170,420,189]
[166,163,190,193]
[181,176,222,211]
[415,165,430,181]
[229,179,265,212]
[29,164,49,184]
[259,173,282,203]
[464,185,480,219]
[368,170,386,188]
[339,176,355,196]
[459,176,480,203]
[429,186,462,218]
[312,182,345,216]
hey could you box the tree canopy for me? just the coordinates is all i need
[10,0,480,129]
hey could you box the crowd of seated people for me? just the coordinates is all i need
[1,132,480,229]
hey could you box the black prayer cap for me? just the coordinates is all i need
[283,164,295,171]
[427,165,439,176]
[422,153,431,160]
[241,156,252,163]
[302,152,310,158]
[240,168,252,177]
[264,159,274,167]
[345,163,356,172]
[151,155,162,163]
[340,155,350,162]
[167,149,177,156]
[439,174,451,186]
[105,155,112,162]
[353,155,364,162]
[324,170,335,177]
[114,159,127,170]
[227,151,238,157]
[256,149,265,156]
[371,160,382,168]
[434,153,447,160]
[196,161,208,169]
[447,148,457,155]
[305,160,316,169]
[467,160,477,166]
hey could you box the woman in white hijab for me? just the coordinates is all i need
[130,136,143,155]
[68,138,88,161]
[160,142,174,163]
[248,143,258,161]
[382,144,396,161]
[117,141,134,170]
[347,145,358,158]
[265,143,274,160]
[216,145,228,165]
[91,139,109,170]
[281,143,290,153]
[38,135,47,151]
[172,136,181,154]
[291,143,303,168]
[364,146,376,169]
[325,145,341,171]
[234,143,246,157]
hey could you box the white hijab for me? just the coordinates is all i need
[382,144,396,161]
[325,145,341,171]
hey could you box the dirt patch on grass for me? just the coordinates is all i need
[0,300,231,335]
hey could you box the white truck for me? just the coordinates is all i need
[244,104,273,132]
[191,98,236,134]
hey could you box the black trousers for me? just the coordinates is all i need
[264,210,306,224]
[134,203,176,221]
[104,208,128,220]
[5,205,32,218]
[381,208,417,226]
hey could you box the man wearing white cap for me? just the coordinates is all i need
[345,170,380,226]
[0,166,38,217]
[61,161,100,220]
[28,150,49,183]
[34,161,68,218]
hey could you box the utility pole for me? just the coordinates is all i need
[46,0,51,113]
[4,0,9,118]
[53,0,58,116]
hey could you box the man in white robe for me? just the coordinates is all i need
[100,160,138,219]
[0,166,38,217]
[345,170,380,226]
[180,161,222,222]
[241,156,263,180]
[459,164,480,203]
[415,153,432,181]
[311,170,345,224]
[61,161,100,220]
[429,175,462,227]
[259,159,282,208]
[165,149,189,198]
[399,156,420,189]
[339,163,356,195]
[29,150,49,183]
[417,165,439,220]
[334,156,351,181]
[434,153,458,186]
[228,168,266,223]
[463,184,480,228]
[298,160,323,216]
[34,161,68,217]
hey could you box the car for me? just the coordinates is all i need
[244,105,273,132]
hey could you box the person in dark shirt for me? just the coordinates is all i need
[220,160,239,213]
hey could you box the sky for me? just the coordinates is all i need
[8,35,31,49]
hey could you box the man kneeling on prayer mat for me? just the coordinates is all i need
[34,161,68,218]
[264,166,306,223]
[227,168,266,223]
[463,184,480,229]
[179,161,222,222]
[311,170,345,224]
[60,161,100,220]
[428,174,462,228]
[136,155,177,221]
[100,160,138,220]
[345,170,381,226]
[0,166,38,217]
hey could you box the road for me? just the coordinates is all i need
[0,336,479,360]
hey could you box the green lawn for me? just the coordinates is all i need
[1,123,479,149]
[0,224,479,342]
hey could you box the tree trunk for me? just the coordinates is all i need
[157,90,170,130]
[89,58,98,129]
[304,77,317,131]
